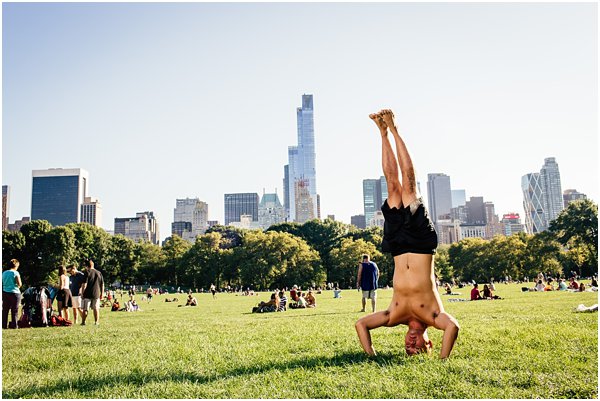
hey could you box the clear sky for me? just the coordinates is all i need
[2,2,598,241]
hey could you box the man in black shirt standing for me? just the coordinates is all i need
[81,259,104,326]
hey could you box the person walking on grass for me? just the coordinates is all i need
[210,284,217,299]
[357,254,379,313]
[355,109,460,359]
[2,259,22,329]
[80,259,104,326]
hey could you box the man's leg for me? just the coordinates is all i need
[72,306,78,324]
[371,294,376,313]
[93,306,100,325]
[370,113,402,208]
[380,110,418,207]
[355,310,393,356]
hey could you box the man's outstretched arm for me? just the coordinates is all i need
[433,312,460,359]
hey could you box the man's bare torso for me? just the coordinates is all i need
[385,253,444,328]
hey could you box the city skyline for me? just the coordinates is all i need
[2,3,597,241]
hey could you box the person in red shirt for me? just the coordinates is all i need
[470,283,482,301]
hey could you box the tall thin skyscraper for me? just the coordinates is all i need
[2,185,10,231]
[427,173,452,222]
[540,157,563,224]
[31,168,89,226]
[224,193,259,225]
[286,94,318,223]
[522,157,564,234]
[521,173,546,233]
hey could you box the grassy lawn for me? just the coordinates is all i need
[2,283,598,398]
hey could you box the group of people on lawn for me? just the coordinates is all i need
[253,285,316,313]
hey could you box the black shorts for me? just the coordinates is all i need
[57,288,73,308]
[381,198,438,257]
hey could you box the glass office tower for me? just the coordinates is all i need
[31,168,88,226]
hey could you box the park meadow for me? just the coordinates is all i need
[1,283,598,399]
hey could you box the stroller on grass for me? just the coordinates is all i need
[18,286,55,328]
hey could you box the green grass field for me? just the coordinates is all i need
[2,283,598,399]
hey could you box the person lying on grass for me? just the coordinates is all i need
[355,109,460,359]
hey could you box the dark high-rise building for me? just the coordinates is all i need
[465,196,486,225]
[351,214,367,229]
[2,185,9,231]
[224,193,259,225]
[31,168,88,226]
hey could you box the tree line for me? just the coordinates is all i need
[2,199,597,290]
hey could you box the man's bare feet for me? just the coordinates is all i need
[369,113,388,135]
[379,109,396,132]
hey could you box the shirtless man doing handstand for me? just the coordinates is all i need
[355,109,460,359]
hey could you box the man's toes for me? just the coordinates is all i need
[369,113,378,120]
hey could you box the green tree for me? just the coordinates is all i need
[434,245,453,282]
[2,230,25,269]
[522,231,563,279]
[238,231,322,290]
[448,237,489,282]
[549,199,598,276]
[136,241,166,285]
[107,235,140,285]
[180,232,226,289]
[329,238,382,288]
[161,235,192,286]
[44,226,76,286]
[66,223,111,270]
[19,220,53,285]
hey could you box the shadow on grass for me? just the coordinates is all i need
[241,310,359,317]
[3,350,406,398]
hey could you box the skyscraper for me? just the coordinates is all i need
[351,214,367,229]
[363,176,387,227]
[522,157,564,234]
[563,189,587,208]
[2,185,10,231]
[540,157,564,224]
[258,192,285,229]
[522,173,546,233]
[114,211,159,244]
[224,193,259,225]
[31,168,89,226]
[427,173,452,222]
[451,189,466,208]
[172,198,209,242]
[81,196,102,227]
[286,94,319,223]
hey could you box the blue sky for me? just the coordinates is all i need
[2,2,598,240]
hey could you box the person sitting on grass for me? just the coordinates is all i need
[568,278,580,290]
[305,290,316,308]
[444,283,453,295]
[111,300,120,311]
[333,286,342,298]
[470,283,482,300]
[557,279,568,291]
[185,294,198,306]
[579,283,586,292]
[277,291,287,312]
[544,279,555,291]
[534,280,545,292]
[253,293,279,313]
[290,285,299,302]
